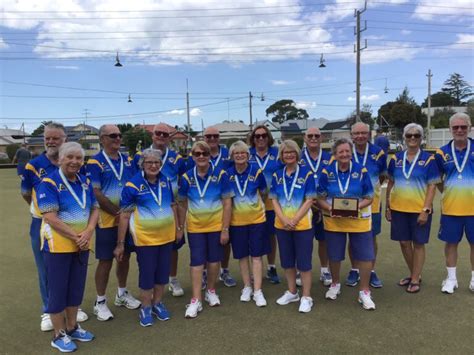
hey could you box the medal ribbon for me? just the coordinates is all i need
[283,165,300,203]
[402,149,421,181]
[335,161,352,195]
[142,171,162,208]
[193,166,212,200]
[353,143,369,166]
[304,147,322,174]
[451,139,470,175]
[235,165,252,197]
[59,169,86,210]
[102,150,124,183]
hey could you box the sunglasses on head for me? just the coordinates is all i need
[204,134,219,139]
[451,125,468,131]
[405,133,422,139]
[306,134,321,139]
[192,151,210,157]
[103,133,122,139]
[254,133,268,140]
[154,131,170,138]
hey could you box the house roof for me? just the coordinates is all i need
[253,119,280,130]
[0,128,28,145]
[320,119,350,131]
[207,121,250,133]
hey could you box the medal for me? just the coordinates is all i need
[102,150,124,186]
[235,165,251,197]
[59,169,87,210]
[283,165,299,205]
[193,167,212,203]
[402,149,421,183]
[353,143,369,167]
[304,147,322,174]
[335,161,352,195]
[142,171,162,210]
[451,139,470,180]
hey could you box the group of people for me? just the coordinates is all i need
[19,113,473,352]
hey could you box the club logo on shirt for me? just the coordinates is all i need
[371,154,377,160]
[277,177,283,184]
[444,153,451,161]
[160,181,167,187]
[211,176,218,182]
[352,172,359,178]
[38,168,47,177]
[249,176,255,182]
[269,156,275,160]
[229,176,235,182]
[323,160,329,165]
[82,183,89,190]
[395,160,403,167]
[139,184,148,192]
[418,160,425,166]
[169,157,175,163]
[58,184,68,191]
[297,177,305,184]
[125,160,131,167]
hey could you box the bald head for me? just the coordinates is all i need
[152,122,171,149]
[204,126,220,151]
[351,122,370,148]
[351,122,370,133]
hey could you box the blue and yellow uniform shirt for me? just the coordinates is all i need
[435,138,474,216]
[317,161,374,233]
[21,153,58,218]
[388,150,441,213]
[86,151,136,229]
[228,164,267,226]
[120,172,176,247]
[133,147,186,195]
[249,146,284,211]
[178,167,234,233]
[37,170,98,253]
[352,143,387,213]
[269,166,316,231]
[299,148,332,188]
[186,145,232,171]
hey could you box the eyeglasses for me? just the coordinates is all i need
[192,151,210,157]
[254,133,268,140]
[405,133,422,139]
[144,161,161,166]
[204,134,219,139]
[451,125,468,131]
[102,133,122,139]
[352,131,369,136]
[283,151,297,156]
[306,134,321,139]
[154,131,170,138]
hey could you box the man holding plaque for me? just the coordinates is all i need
[346,122,387,288]
[317,138,376,310]
[434,113,474,294]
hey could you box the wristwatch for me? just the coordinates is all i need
[222,227,229,232]
[176,225,184,231]
[422,207,432,214]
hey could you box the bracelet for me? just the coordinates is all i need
[176,225,183,231]
[222,227,229,232]
[117,241,125,245]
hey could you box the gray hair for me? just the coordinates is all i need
[351,122,370,132]
[278,139,301,161]
[45,122,66,135]
[331,138,353,155]
[138,148,163,169]
[229,140,250,158]
[403,123,424,138]
[449,112,471,127]
[59,142,85,160]
[98,124,118,137]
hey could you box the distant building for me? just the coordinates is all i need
[198,121,250,142]
[421,106,467,116]
[320,119,352,145]
[253,120,281,143]
[0,128,26,153]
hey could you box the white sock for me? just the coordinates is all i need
[351,268,359,272]
[96,295,106,303]
[118,287,127,297]
[268,264,276,270]
[169,276,177,282]
[321,267,329,274]
[447,267,457,280]
[471,270,474,281]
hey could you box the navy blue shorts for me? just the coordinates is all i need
[188,232,223,267]
[136,243,173,290]
[44,251,89,314]
[390,211,432,244]
[95,227,134,260]
[276,229,314,272]
[173,233,186,250]
[312,211,325,241]
[263,210,276,254]
[230,223,266,259]
[325,231,374,262]
[438,215,474,244]
[372,213,382,237]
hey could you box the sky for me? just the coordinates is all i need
[0,0,473,133]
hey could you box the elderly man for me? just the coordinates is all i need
[298,127,332,286]
[187,126,236,287]
[87,125,140,321]
[134,123,187,296]
[435,113,474,294]
[21,122,88,331]
[346,122,387,288]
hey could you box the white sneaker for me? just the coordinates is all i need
[76,309,88,322]
[358,290,376,310]
[168,279,185,297]
[185,300,203,319]
[253,289,267,307]
[240,286,253,302]
[205,289,221,307]
[114,290,141,309]
[40,313,53,332]
[470,280,474,292]
[325,283,341,300]
[276,290,300,305]
[296,272,302,287]
[441,278,458,294]
[93,300,114,321]
[299,296,313,313]
[320,272,333,287]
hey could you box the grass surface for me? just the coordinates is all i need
[0,168,473,354]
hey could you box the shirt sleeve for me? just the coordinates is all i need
[120,183,138,212]
[37,179,59,214]
[378,151,388,176]
[361,168,374,199]
[268,173,278,200]
[220,171,234,199]
[434,149,445,175]
[86,160,103,189]
[21,163,36,195]
[387,156,396,180]
[87,179,99,209]
[304,171,316,199]
[178,174,190,201]
[426,155,441,185]
[316,169,329,198]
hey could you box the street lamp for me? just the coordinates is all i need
[319,53,326,68]
[115,52,123,67]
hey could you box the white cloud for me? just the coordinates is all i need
[347,94,379,102]
[190,108,202,117]
[412,0,473,21]
[451,33,474,49]
[270,80,291,86]
[295,101,316,109]
[165,109,185,116]
[50,65,80,70]
[0,38,8,49]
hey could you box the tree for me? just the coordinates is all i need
[377,88,425,131]
[31,121,53,136]
[123,127,152,155]
[117,123,133,134]
[467,100,474,120]
[442,73,473,105]
[431,108,456,128]
[346,104,374,127]
[422,91,454,108]
[265,99,309,124]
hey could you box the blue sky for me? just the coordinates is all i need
[0,0,472,133]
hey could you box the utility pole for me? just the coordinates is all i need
[82,109,90,149]
[354,1,367,122]
[249,91,253,130]
[426,69,433,147]
[186,79,191,150]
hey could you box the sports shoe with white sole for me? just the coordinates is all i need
[169,278,185,297]
[41,313,53,332]
[441,278,458,294]
[320,272,333,287]
[253,289,267,307]
[470,280,474,292]
[276,290,300,305]
[240,286,253,302]
[114,290,141,309]
[325,283,341,300]
[93,300,114,321]
[76,309,88,322]
[51,330,77,353]
[185,299,203,319]
[299,296,313,313]
[219,270,237,287]
[358,290,376,310]
[205,289,221,306]
[67,325,95,342]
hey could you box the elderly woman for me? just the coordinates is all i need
[227,140,268,307]
[114,148,180,327]
[386,123,440,293]
[317,138,375,310]
[248,125,284,284]
[178,141,233,318]
[37,142,99,352]
[270,140,316,313]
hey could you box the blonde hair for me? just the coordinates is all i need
[278,139,301,161]
[191,141,211,154]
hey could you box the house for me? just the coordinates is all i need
[0,128,26,153]
[279,118,330,140]
[320,119,351,144]
[198,121,250,143]
[253,120,281,143]
[137,123,190,151]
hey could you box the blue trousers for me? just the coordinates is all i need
[30,217,48,312]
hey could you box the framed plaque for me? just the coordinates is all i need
[331,197,359,218]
